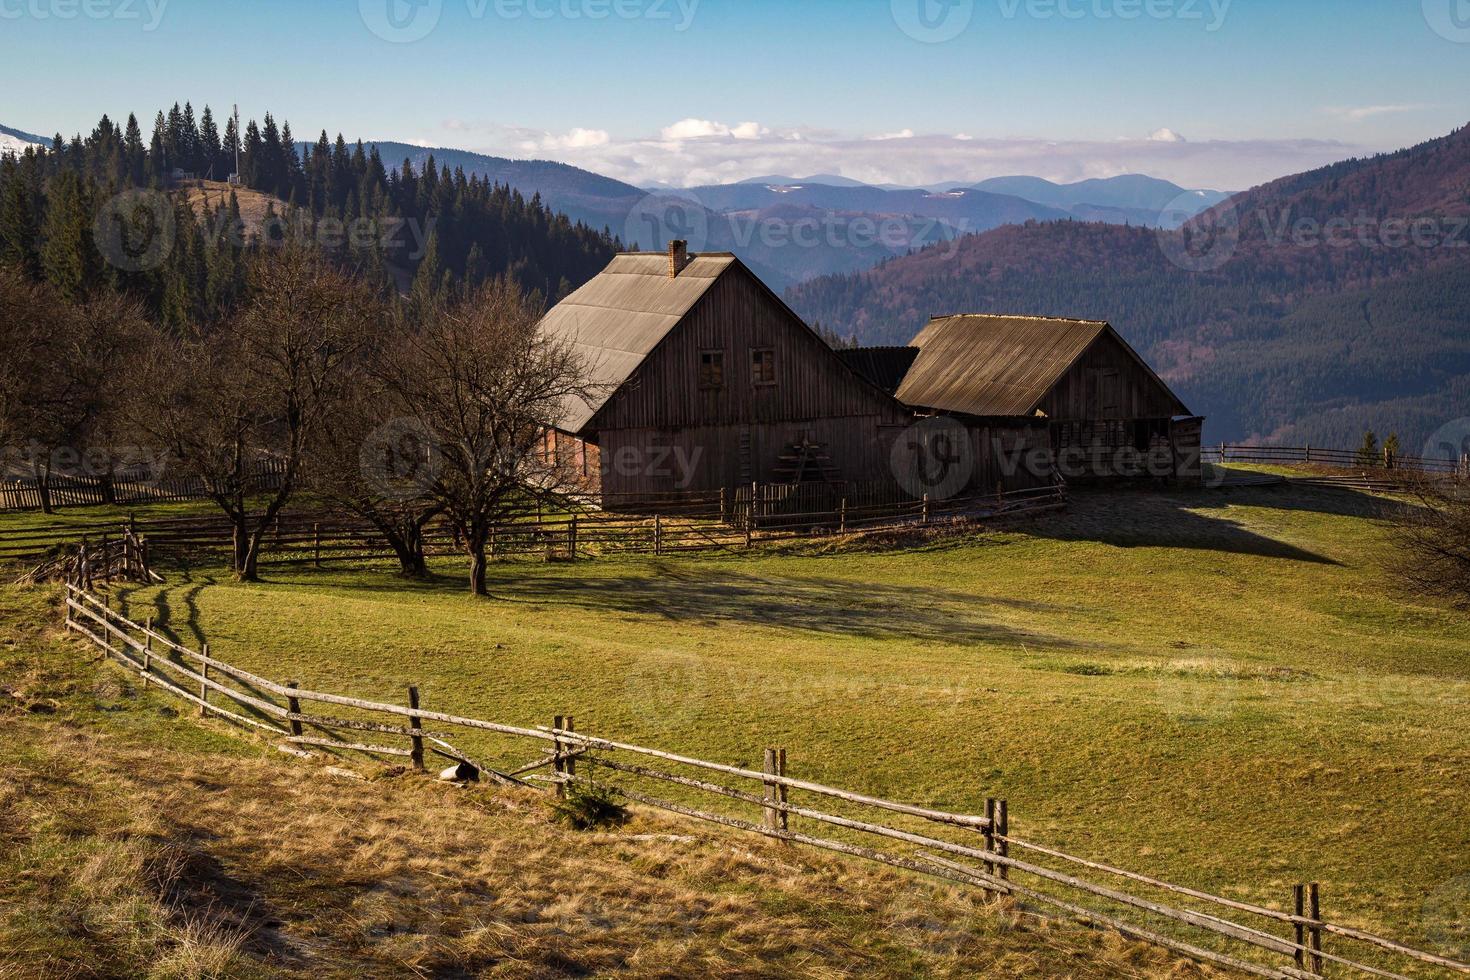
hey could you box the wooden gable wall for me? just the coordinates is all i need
[1037,330,1186,422]
[589,264,906,433]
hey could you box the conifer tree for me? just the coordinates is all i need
[40,169,99,301]
[198,106,221,179]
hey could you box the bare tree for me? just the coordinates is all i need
[374,277,590,596]
[302,346,443,578]
[129,247,380,580]
[0,271,139,513]
[1393,477,1470,608]
[0,269,49,465]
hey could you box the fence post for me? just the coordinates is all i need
[1304,444,1312,464]
[198,642,209,718]
[763,748,787,836]
[839,498,847,534]
[287,682,303,737]
[142,616,153,685]
[568,515,577,560]
[720,487,728,523]
[101,532,110,583]
[997,799,1009,883]
[553,714,566,798]
[314,523,321,568]
[1309,882,1323,975]
[1294,884,1306,971]
[984,798,997,878]
[564,716,576,784]
[140,537,150,580]
[922,493,931,524]
[408,686,424,770]
[1383,445,1395,470]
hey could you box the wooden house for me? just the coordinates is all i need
[881,315,1203,485]
[538,243,914,500]
[539,247,1202,507]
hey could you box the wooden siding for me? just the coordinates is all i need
[587,263,913,496]
[590,265,906,432]
[1038,331,1186,422]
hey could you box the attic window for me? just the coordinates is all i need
[699,349,725,389]
[751,347,776,386]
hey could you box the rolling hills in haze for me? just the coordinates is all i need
[785,123,1470,452]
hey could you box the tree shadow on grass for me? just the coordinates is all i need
[317,562,1096,650]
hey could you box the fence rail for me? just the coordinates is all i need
[0,459,287,513]
[1204,444,1469,477]
[3,483,1068,569]
[56,574,1470,980]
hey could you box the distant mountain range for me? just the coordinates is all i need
[786,123,1470,451]
[1,120,1230,291]
[358,143,1227,288]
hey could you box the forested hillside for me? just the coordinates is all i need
[787,123,1470,451]
[0,102,619,329]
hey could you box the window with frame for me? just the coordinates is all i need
[751,347,776,386]
[699,349,725,389]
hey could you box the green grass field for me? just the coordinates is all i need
[11,479,1470,962]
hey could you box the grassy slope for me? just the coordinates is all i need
[72,483,1470,959]
[0,587,1207,979]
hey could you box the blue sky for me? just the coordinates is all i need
[3,0,1467,189]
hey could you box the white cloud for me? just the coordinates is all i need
[554,128,611,149]
[1149,128,1187,143]
[660,118,767,141]
[868,129,915,141]
[1324,104,1425,122]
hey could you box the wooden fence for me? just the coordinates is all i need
[2,483,1068,570]
[1204,444,1468,478]
[0,458,287,513]
[57,574,1470,980]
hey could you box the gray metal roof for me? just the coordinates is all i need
[540,253,738,432]
[895,314,1177,417]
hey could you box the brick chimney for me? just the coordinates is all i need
[668,239,690,278]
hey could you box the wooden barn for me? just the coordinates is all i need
[538,243,914,501]
[538,247,1202,506]
[879,314,1204,485]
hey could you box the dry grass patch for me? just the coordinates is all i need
[0,586,1227,979]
